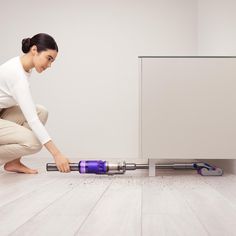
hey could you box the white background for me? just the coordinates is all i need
[0,0,236,162]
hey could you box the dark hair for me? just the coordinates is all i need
[21,33,58,53]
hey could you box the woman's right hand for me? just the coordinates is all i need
[54,153,71,172]
[44,140,71,173]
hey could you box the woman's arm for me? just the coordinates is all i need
[44,140,70,172]
[12,81,70,173]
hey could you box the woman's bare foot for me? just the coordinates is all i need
[4,158,38,174]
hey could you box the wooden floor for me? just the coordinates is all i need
[0,159,236,236]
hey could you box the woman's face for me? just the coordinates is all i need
[32,47,58,73]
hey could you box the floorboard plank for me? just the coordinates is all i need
[201,174,236,206]
[0,173,58,208]
[0,174,93,235]
[172,175,236,236]
[142,174,208,236]
[75,176,142,236]
[9,176,112,236]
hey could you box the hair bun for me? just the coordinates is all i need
[21,37,31,53]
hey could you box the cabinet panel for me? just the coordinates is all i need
[140,57,236,159]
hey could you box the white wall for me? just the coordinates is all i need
[0,0,197,159]
[198,0,236,55]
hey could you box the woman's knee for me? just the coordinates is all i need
[36,104,49,125]
[21,133,42,154]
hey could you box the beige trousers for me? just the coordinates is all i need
[0,105,48,166]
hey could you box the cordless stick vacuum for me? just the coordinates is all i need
[46,160,223,176]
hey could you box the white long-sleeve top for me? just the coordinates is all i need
[0,56,51,144]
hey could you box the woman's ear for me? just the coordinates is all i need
[30,45,38,56]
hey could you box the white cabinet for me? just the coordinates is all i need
[139,56,236,159]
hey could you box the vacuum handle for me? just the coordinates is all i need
[46,163,80,171]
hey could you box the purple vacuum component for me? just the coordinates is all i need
[79,160,107,174]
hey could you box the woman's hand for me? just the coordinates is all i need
[44,140,71,173]
[54,153,71,173]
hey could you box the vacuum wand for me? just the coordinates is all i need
[46,160,223,176]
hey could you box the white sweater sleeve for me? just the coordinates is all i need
[11,81,51,145]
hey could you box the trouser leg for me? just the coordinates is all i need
[0,105,49,166]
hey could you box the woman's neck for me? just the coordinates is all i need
[20,54,34,72]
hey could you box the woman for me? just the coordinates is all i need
[0,33,70,174]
